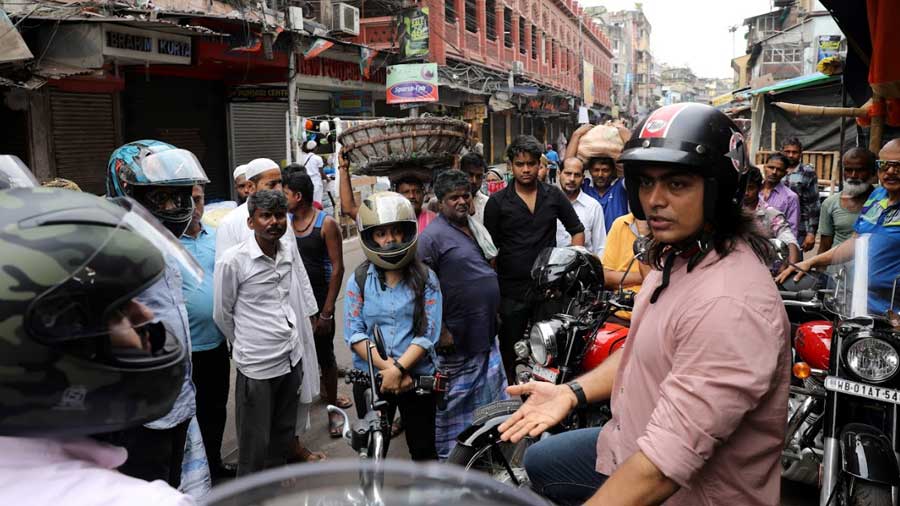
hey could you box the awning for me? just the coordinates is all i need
[745,72,840,96]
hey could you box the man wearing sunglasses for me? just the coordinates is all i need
[778,139,900,314]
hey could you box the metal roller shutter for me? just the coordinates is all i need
[491,112,507,165]
[228,102,289,171]
[50,90,118,195]
[298,99,330,117]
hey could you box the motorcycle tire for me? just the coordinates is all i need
[447,400,533,487]
[850,481,892,506]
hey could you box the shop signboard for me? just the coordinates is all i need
[386,63,439,104]
[816,35,842,64]
[332,90,373,115]
[103,24,191,65]
[399,7,430,61]
[227,86,288,102]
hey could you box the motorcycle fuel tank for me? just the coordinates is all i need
[583,323,628,372]
[795,320,832,370]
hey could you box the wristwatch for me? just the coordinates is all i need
[566,381,588,410]
[392,358,409,376]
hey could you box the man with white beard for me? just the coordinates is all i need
[817,148,877,254]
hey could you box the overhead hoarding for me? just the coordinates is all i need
[386,63,438,104]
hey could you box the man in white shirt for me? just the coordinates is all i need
[214,158,321,461]
[297,140,325,206]
[556,157,607,256]
[214,190,313,475]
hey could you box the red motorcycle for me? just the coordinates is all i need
[448,246,635,487]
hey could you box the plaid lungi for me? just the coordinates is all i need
[435,340,509,460]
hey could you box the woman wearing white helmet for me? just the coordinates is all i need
[343,191,442,461]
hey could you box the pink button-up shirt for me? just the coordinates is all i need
[595,241,791,505]
[0,436,194,506]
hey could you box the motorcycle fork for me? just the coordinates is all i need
[820,333,843,506]
[489,440,521,487]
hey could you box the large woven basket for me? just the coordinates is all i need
[339,117,471,176]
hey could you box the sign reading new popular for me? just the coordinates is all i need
[386,63,439,105]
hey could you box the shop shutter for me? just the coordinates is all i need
[50,91,118,195]
[298,99,331,118]
[228,102,289,171]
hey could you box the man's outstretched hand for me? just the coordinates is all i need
[498,382,577,443]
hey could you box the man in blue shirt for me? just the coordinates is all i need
[180,184,232,482]
[582,157,629,232]
[546,144,561,184]
[778,139,900,314]
[418,170,508,459]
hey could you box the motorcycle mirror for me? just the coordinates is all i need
[372,325,388,362]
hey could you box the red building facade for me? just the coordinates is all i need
[355,0,613,107]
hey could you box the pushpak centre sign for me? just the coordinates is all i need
[386,63,439,105]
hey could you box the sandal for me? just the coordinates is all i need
[288,438,327,463]
[335,394,353,409]
[329,412,344,438]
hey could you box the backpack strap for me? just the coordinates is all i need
[354,260,370,302]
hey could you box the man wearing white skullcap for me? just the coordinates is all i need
[233,164,251,205]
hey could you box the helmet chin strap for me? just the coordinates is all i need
[649,227,714,304]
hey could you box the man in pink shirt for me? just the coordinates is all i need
[499,103,791,506]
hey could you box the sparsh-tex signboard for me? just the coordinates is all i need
[386,63,438,105]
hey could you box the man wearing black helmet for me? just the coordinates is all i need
[0,188,197,505]
[102,140,209,488]
[498,104,790,506]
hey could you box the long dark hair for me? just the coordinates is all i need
[375,257,434,337]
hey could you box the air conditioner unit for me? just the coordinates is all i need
[331,3,359,36]
[287,6,304,31]
[511,61,525,76]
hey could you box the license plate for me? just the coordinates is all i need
[824,376,900,405]
[532,364,558,383]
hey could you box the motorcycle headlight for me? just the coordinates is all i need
[529,320,562,367]
[846,338,900,383]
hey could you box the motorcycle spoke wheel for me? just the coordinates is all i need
[459,438,534,487]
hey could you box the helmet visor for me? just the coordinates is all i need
[0,155,38,189]
[27,197,202,342]
[138,149,210,185]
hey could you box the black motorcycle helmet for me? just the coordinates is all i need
[620,103,750,223]
[0,188,197,437]
[531,246,604,298]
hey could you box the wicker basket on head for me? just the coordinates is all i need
[339,117,471,176]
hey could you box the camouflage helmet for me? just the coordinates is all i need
[357,191,418,270]
[107,140,210,237]
[0,187,188,437]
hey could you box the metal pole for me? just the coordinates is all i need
[838,74,847,190]
[288,45,299,164]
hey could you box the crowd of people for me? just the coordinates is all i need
[3,100,900,506]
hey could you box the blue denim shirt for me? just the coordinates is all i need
[179,227,226,352]
[138,261,196,429]
[344,263,442,375]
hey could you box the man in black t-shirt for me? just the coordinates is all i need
[484,135,585,384]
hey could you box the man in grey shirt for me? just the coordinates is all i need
[817,148,876,254]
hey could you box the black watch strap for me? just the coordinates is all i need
[566,381,588,409]
[392,358,409,376]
